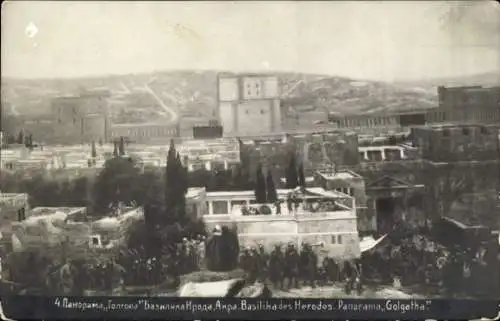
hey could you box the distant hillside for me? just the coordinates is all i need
[395,72,500,91]
[1,70,444,122]
[279,75,437,115]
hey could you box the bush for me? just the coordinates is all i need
[259,205,272,215]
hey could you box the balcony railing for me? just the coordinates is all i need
[230,200,351,217]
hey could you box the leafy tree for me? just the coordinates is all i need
[285,153,299,189]
[92,157,141,215]
[254,164,267,204]
[298,162,306,188]
[266,171,278,203]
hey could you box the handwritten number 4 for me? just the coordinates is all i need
[54,298,60,307]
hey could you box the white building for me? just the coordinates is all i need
[217,73,282,137]
[187,187,361,259]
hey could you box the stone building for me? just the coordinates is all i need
[51,90,111,144]
[437,85,500,123]
[412,124,500,230]
[217,73,282,136]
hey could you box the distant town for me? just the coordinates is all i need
[1,72,499,298]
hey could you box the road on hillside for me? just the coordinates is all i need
[144,78,179,124]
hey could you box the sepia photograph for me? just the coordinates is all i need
[0,0,499,313]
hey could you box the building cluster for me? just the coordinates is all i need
[0,193,144,259]
[2,74,499,278]
[0,138,241,173]
[328,85,500,131]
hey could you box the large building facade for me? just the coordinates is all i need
[217,74,282,136]
[51,90,111,144]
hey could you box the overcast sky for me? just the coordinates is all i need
[2,1,499,81]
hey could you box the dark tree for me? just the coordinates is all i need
[254,164,267,204]
[118,136,125,156]
[285,154,299,189]
[298,163,306,188]
[266,171,278,203]
[113,141,118,157]
[91,157,141,215]
[163,140,189,227]
[26,134,34,149]
[206,225,240,272]
[91,141,97,159]
[165,139,178,213]
[17,130,24,144]
[98,138,103,146]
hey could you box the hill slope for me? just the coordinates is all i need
[2,70,445,123]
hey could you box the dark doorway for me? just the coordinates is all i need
[17,207,26,221]
[376,198,395,235]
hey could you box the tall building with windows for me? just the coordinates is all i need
[217,73,282,136]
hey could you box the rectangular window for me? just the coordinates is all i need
[331,235,343,244]
[230,200,247,210]
[212,200,229,214]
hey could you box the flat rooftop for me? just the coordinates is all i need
[111,122,176,128]
[316,169,362,180]
[30,207,87,216]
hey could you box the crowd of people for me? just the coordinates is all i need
[238,242,363,294]
[361,234,498,297]
[28,235,210,295]
[8,227,497,298]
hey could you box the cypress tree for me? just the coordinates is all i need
[266,171,277,203]
[298,163,306,188]
[113,141,118,157]
[91,141,97,158]
[17,130,24,144]
[119,136,125,156]
[91,141,97,166]
[285,154,299,189]
[176,152,188,196]
[165,139,177,210]
[26,134,33,149]
[254,164,267,204]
